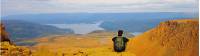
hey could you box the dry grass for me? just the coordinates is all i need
[128,19,198,56]
[0,42,31,56]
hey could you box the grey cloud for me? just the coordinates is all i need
[1,0,199,16]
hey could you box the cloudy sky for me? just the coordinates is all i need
[1,0,199,16]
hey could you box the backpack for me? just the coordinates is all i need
[115,37,124,49]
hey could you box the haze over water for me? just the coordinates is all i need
[47,21,104,34]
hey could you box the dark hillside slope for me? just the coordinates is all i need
[2,20,74,40]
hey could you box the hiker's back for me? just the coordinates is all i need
[112,36,128,52]
[112,30,129,52]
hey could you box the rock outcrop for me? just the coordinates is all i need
[0,23,12,44]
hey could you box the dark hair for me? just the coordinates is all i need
[118,30,123,36]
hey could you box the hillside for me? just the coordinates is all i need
[29,19,199,56]
[2,20,74,40]
[1,19,198,56]
[128,19,198,56]
[22,31,136,56]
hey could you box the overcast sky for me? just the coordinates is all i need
[1,0,199,16]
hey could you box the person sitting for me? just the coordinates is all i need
[112,30,129,52]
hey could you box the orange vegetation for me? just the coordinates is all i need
[128,19,198,56]
[0,42,31,56]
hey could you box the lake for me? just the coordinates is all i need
[47,21,104,34]
[47,21,142,36]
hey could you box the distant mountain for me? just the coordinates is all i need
[2,12,197,24]
[99,18,195,32]
[1,12,198,33]
[2,20,74,40]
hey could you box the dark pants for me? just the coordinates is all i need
[114,46,125,52]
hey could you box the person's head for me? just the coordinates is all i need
[118,30,123,36]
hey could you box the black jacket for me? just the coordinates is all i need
[112,37,129,52]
